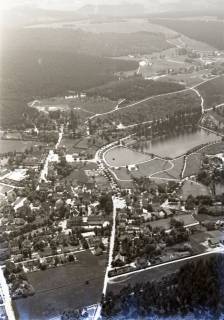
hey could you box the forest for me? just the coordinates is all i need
[3,28,172,57]
[152,19,224,50]
[102,254,224,319]
[87,76,185,102]
[197,75,224,109]
[93,90,201,127]
[0,48,136,128]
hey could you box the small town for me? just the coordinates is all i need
[1,4,224,320]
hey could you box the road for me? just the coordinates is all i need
[191,87,205,114]
[94,196,126,320]
[0,267,16,320]
[86,75,221,129]
[38,124,64,184]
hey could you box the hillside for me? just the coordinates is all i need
[93,90,201,126]
[3,28,172,57]
[87,76,185,102]
[197,76,224,109]
[1,26,172,128]
[0,49,137,128]
[151,19,224,50]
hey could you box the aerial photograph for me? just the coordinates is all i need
[0,0,224,319]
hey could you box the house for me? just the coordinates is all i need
[208,237,224,248]
[162,207,173,217]
[87,216,104,226]
[81,231,95,238]
[114,252,126,264]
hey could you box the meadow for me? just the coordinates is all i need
[13,251,106,320]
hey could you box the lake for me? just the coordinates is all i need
[0,140,39,154]
[135,128,220,158]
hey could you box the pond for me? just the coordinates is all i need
[0,140,40,154]
[135,128,220,158]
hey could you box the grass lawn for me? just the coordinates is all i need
[165,71,208,87]
[95,175,111,190]
[154,157,184,180]
[141,55,192,78]
[111,159,171,181]
[183,153,202,178]
[104,147,152,167]
[152,172,179,181]
[73,97,117,114]
[150,218,172,230]
[181,180,211,201]
[61,138,82,153]
[0,140,44,154]
[13,251,107,320]
[117,180,134,189]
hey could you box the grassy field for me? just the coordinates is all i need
[181,180,211,201]
[28,18,177,37]
[111,158,172,182]
[13,251,107,320]
[183,153,202,178]
[166,157,184,179]
[141,55,192,78]
[165,71,209,87]
[104,147,152,167]
[62,137,98,157]
[34,96,117,115]
[95,175,111,190]
[0,140,43,154]
[197,76,224,109]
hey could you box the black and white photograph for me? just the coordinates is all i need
[0,0,224,319]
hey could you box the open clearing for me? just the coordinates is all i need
[0,140,43,154]
[13,251,106,320]
[30,96,117,115]
[183,153,202,178]
[104,147,152,167]
[27,18,177,37]
[111,158,171,182]
[166,157,184,179]
[181,180,211,200]
[165,71,211,88]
